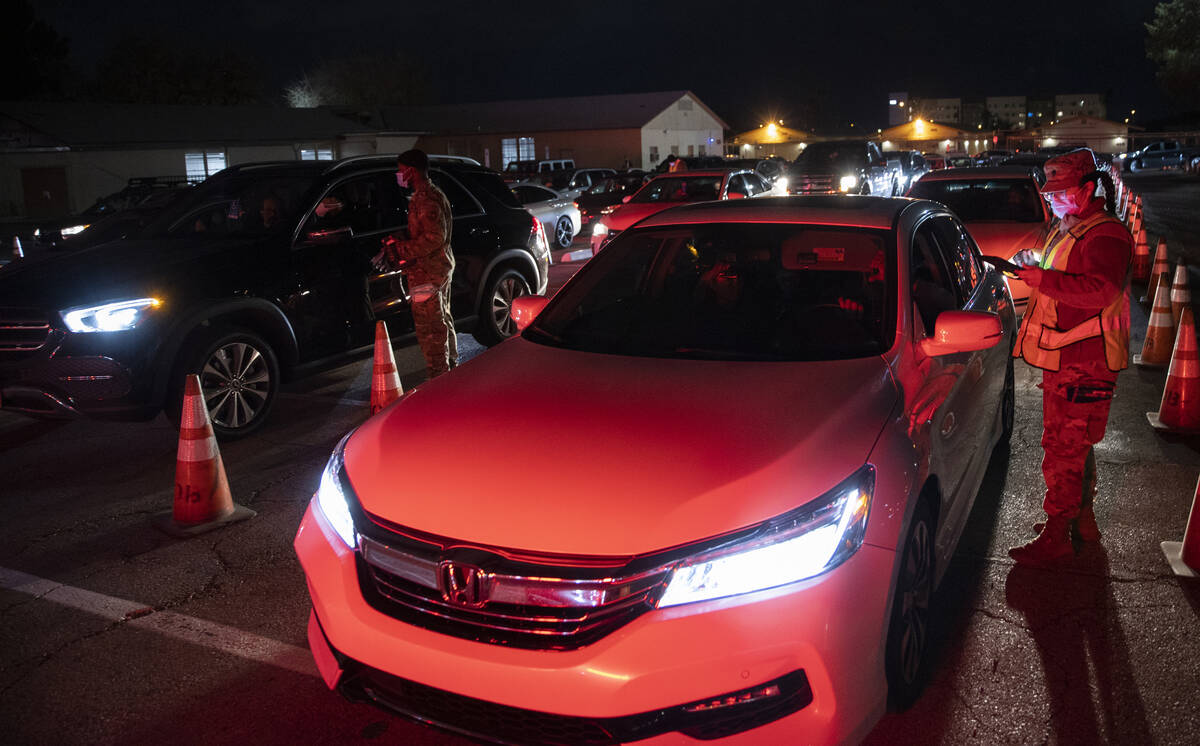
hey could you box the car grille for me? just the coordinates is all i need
[789,175,835,194]
[356,533,672,651]
[0,307,52,353]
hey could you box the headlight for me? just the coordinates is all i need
[776,177,789,192]
[657,465,874,608]
[600,204,620,215]
[315,433,357,549]
[60,298,161,333]
[592,221,609,236]
[32,228,40,238]
[839,175,859,192]
[61,223,90,236]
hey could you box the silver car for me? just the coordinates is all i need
[511,183,582,250]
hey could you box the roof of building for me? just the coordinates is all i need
[730,124,810,145]
[880,119,973,142]
[0,101,376,149]
[380,91,728,135]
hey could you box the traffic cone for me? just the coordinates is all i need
[1149,307,1200,433]
[1162,474,1200,577]
[1131,228,1151,284]
[154,375,255,537]
[1134,274,1176,368]
[370,321,403,414]
[11,236,22,259]
[1140,235,1168,304]
[1171,263,1191,327]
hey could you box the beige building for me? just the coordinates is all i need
[1038,116,1130,154]
[878,119,980,154]
[728,123,812,159]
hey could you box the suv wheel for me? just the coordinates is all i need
[474,268,531,346]
[553,216,574,250]
[168,327,279,440]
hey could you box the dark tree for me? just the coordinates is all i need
[0,0,71,99]
[1146,0,1200,109]
[284,52,430,108]
[92,32,263,105]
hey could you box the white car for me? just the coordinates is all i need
[511,183,582,250]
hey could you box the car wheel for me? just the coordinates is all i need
[1130,159,1144,173]
[167,327,279,440]
[999,356,1015,446]
[886,499,934,710]
[473,267,531,346]
[553,216,573,250]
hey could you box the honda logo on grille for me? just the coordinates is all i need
[438,561,487,608]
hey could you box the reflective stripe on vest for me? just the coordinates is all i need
[1014,211,1130,372]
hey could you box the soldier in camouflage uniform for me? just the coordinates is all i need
[1009,148,1132,565]
[378,149,457,380]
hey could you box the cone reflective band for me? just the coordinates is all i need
[1135,274,1175,368]
[1149,307,1200,434]
[1162,474,1200,577]
[370,321,403,415]
[1131,228,1150,283]
[1171,263,1191,327]
[1141,235,1168,305]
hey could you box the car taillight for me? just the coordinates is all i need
[529,215,548,255]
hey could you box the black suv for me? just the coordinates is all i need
[0,156,550,438]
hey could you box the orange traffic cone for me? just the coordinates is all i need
[1171,263,1191,327]
[1124,194,1137,230]
[1149,307,1200,433]
[1140,235,1168,304]
[1162,474,1200,577]
[154,375,255,537]
[1131,228,1151,283]
[1134,274,1176,368]
[370,321,403,414]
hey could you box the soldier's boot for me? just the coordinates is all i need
[1009,516,1074,565]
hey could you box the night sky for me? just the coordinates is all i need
[38,0,1169,131]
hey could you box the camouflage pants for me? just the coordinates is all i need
[1041,361,1118,519]
[411,281,457,379]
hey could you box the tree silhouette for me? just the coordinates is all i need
[92,32,263,105]
[1146,0,1200,109]
[284,52,430,108]
[1,0,70,99]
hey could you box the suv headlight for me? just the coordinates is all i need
[315,433,358,549]
[839,175,859,192]
[658,465,874,608]
[60,298,161,333]
[61,223,90,236]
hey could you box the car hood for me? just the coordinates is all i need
[345,338,898,557]
[0,236,265,309]
[601,202,684,231]
[966,221,1049,260]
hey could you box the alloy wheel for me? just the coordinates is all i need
[555,217,573,249]
[897,518,932,685]
[490,274,529,338]
[199,341,272,430]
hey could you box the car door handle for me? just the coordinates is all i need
[940,412,957,438]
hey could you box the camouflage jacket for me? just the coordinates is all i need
[393,178,454,286]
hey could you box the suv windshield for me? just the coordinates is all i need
[795,143,864,169]
[631,175,724,204]
[908,179,1043,222]
[526,223,895,361]
[145,171,320,238]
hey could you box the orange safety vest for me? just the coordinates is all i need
[1013,211,1130,372]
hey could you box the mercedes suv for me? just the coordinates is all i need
[0,156,550,438]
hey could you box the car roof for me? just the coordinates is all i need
[650,169,742,177]
[916,166,1039,181]
[633,196,919,229]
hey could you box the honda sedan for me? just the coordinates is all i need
[295,196,1016,745]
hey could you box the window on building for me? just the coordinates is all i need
[501,137,536,169]
[185,151,226,183]
[649,145,659,163]
[699,144,706,156]
[687,144,694,157]
[299,147,334,161]
[670,145,679,156]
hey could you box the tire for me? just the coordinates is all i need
[553,216,574,250]
[999,356,1015,446]
[472,268,531,346]
[167,327,279,440]
[886,499,935,710]
[1130,159,1145,173]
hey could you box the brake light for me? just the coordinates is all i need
[529,215,548,256]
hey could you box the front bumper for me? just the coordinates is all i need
[295,502,894,745]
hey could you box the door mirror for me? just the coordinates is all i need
[920,310,1003,356]
[305,225,352,244]
[622,195,633,203]
[512,295,550,332]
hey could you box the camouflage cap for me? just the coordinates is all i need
[1040,148,1098,193]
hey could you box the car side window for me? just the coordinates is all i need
[303,172,394,237]
[911,220,962,335]
[930,216,982,303]
[727,174,749,198]
[746,173,769,195]
[430,171,483,218]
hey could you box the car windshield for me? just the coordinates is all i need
[795,143,864,169]
[909,179,1044,222]
[144,171,320,238]
[630,176,724,204]
[525,222,895,361]
[587,176,644,195]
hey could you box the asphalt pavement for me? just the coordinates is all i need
[2,177,1199,745]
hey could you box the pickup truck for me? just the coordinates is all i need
[1124,140,1200,172]
[788,140,901,196]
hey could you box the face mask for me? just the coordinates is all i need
[1047,184,1091,219]
[396,171,408,189]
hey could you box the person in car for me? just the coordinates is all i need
[376,149,457,379]
[259,195,283,230]
[1009,148,1131,564]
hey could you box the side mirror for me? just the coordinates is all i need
[622,195,633,203]
[511,295,550,332]
[920,310,1003,357]
[305,225,352,244]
